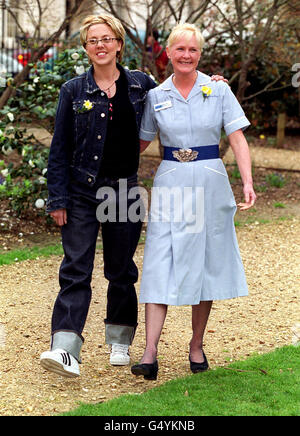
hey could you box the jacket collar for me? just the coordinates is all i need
[86,66,99,94]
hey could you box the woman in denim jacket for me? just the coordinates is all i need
[40,14,157,377]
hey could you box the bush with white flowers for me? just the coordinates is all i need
[0,48,90,216]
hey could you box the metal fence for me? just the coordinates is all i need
[0,8,79,79]
[0,34,60,78]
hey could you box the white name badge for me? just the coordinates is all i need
[154,100,172,111]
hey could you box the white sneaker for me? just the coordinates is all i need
[110,343,130,366]
[40,348,80,378]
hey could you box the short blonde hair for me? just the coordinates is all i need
[80,14,125,62]
[167,23,205,52]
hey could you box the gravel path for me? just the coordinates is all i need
[0,218,299,416]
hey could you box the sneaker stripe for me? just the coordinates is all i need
[61,352,71,366]
[62,352,67,365]
[66,352,71,367]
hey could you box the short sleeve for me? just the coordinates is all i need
[222,84,250,136]
[139,90,158,141]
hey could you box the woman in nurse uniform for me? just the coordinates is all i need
[131,23,256,380]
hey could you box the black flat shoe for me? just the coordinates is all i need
[131,360,158,380]
[189,351,209,373]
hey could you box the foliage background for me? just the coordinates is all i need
[0,0,299,216]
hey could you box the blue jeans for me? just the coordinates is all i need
[50,175,143,361]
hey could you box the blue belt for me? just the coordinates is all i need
[163,145,219,162]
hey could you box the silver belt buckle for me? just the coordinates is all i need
[172,148,198,162]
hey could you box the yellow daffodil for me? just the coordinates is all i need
[83,100,93,111]
[201,86,212,100]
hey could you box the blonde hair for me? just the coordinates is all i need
[80,14,125,62]
[167,23,205,52]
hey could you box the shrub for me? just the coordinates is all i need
[0,48,89,216]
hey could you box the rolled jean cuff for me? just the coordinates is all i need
[105,323,137,345]
[51,330,83,363]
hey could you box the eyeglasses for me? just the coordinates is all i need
[86,37,120,46]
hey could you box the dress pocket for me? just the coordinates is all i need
[205,164,237,235]
[155,168,176,180]
[204,165,228,178]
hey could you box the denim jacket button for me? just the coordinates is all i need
[94,155,99,160]
[101,92,105,96]
[97,135,102,140]
[87,177,92,183]
[101,113,105,118]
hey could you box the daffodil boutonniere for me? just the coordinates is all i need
[77,100,94,113]
[201,86,212,101]
[83,100,93,111]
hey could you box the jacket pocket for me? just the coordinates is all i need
[73,102,94,151]
[73,102,94,126]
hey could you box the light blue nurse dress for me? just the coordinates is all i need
[139,71,250,305]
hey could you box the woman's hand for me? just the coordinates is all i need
[238,183,256,211]
[50,208,67,226]
[211,75,228,83]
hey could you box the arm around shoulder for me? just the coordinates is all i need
[131,69,157,91]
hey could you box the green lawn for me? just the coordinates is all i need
[0,244,64,265]
[0,242,105,265]
[63,346,300,416]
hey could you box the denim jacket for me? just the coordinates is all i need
[46,64,156,212]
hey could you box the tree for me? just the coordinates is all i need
[0,0,84,109]
[91,0,298,156]
[93,1,295,102]
[207,0,294,102]
[93,0,212,78]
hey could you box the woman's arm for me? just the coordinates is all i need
[46,85,73,215]
[228,129,256,211]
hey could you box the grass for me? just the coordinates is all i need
[141,178,154,188]
[63,346,300,416]
[274,202,286,208]
[265,173,287,188]
[234,214,294,228]
[0,243,64,265]
[234,216,270,227]
[0,237,148,266]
